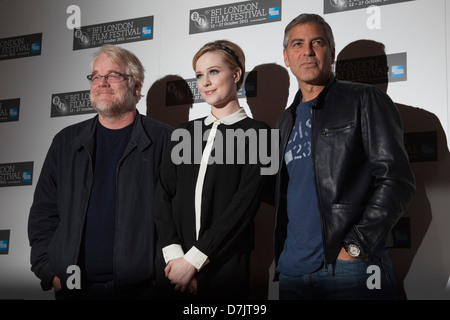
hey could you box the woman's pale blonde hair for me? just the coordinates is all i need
[192,40,246,90]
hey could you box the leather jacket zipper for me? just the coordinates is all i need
[311,110,330,272]
[322,122,354,137]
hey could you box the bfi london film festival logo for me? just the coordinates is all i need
[329,0,346,9]
[0,98,20,123]
[66,5,153,50]
[326,0,415,14]
[325,0,416,29]
[334,52,407,85]
[0,33,42,61]
[0,162,33,187]
[51,90,95,118]
[189,0,281,34]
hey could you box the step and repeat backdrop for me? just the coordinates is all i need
[0,0,449,300]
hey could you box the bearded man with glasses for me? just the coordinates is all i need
[28,44,173,300]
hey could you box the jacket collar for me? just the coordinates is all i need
[129,111,153,152]
[72,110,152,153]
[204,107,248,126]
[287,74,336,114]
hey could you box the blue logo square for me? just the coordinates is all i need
[9,108,18,119]
[22,172,32,183]
[142,26,152,37]
[0,240,8,251]
[269,7,279,19]
[392,65,405,78]
[31,43,41,54]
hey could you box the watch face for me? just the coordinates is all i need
[349,244,360,257]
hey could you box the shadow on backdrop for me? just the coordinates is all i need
[336,40,450,299]
[146,74,193,128]
[245,63,289,299]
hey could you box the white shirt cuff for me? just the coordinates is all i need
[184,246,208,271]
[162,244,184,264]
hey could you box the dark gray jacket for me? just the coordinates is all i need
[28,112,172,290]
[274,75,416,277]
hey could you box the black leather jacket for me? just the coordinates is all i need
[28,112,172,290]
[274,75,415,276]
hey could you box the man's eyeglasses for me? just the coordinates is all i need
[87,72,131,83]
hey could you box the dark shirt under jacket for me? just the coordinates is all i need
[79,122,133,283]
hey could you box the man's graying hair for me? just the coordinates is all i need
[283,13,335,50]
[89,44,145,103]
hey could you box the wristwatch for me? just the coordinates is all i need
[346,243,360,258]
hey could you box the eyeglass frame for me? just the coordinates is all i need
[87,72,132,83]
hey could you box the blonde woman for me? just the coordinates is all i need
[154,40,272,299]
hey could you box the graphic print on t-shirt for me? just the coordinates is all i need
[285,115,311,166]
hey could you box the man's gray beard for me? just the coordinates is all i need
[91,89,135,119]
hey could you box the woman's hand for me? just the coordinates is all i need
[165,257,197,293]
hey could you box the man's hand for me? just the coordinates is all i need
[52,276,62,291]
[337,247,360,260]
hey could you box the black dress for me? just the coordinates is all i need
[154,110,272,299]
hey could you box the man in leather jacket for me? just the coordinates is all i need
[28,45,172,299]
[274,13,416,299]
